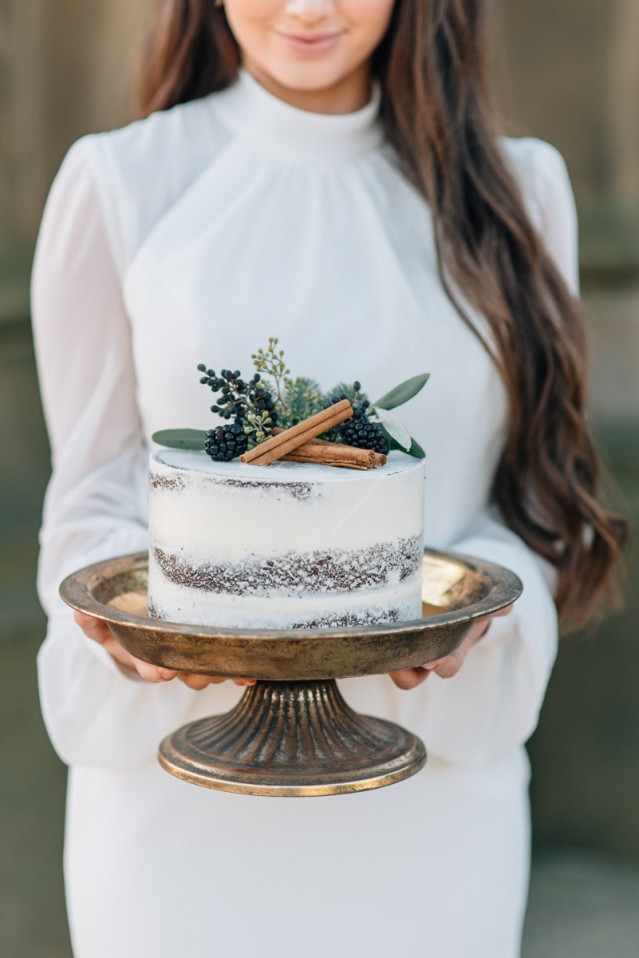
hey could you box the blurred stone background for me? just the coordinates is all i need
[1,1,637,956]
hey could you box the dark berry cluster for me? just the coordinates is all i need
[320,382,363,442]
[341,407,389,455]
[197,364,278,461]
[197,365,276,422]
[204,424,248,462]
[321,382,387,453]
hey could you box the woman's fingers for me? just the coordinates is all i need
[73,610,112,644]
[177,673,226,690]
[74,612,259,689]
[102,634,178,682]
[391,604,516,688]
[389,665,434,690]
[421,618,489,679]
[176,674,257,690]
[427,649,466,679]
[390,648,466,687]
[75,610,178,681]
[130,655,179,683]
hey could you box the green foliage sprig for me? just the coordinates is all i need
[280,376,325,428]
[252,338,325,428]
[367,373,430,458]
[251,338,292,409]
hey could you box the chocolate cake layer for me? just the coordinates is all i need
[153,535,422,596]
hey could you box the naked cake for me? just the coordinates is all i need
[147,450,425,629]
[148,339,429,630]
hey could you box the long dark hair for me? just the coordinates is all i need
[137,0,626,629]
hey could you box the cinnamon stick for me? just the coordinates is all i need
[276,432,332,447]
[240,399,353,467]
[272,428,331,446]
[283,442,387,470]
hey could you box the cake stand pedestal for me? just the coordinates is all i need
[60,550,521,797]
[159,679,426,796]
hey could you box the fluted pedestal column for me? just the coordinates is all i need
[159,679,426,797]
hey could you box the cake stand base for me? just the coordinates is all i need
[159,679,426,797]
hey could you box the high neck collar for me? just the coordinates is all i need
[212,67,384,164]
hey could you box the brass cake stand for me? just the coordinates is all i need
[60,551,521,797]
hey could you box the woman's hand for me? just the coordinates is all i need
[73,612,255,689]
[389,605,513,691]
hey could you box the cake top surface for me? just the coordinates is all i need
[151,449,423,485]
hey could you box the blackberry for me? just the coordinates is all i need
[204,423,248,462]
[341,415,389,454]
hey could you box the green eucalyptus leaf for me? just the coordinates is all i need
[152,428,207,450]
[380,426,426,460]
[373,408,412,449]
[379,428,403,453]
[406,436,426,459]
[372,373,430,411]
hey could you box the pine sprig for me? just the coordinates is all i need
[280,376,324,429]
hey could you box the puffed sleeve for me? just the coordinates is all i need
[32,137,194,771]
[510,137,580,295]
[397,141,579,768]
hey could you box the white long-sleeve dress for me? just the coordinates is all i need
[32,68,578,958]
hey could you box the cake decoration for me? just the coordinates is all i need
[147,340,428,628]
[152,338,429,470]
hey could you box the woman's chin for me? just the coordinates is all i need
[259,56,347,93]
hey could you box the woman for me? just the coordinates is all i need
[32,1,624,956]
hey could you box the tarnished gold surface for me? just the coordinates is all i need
[159,680,426,797]
[59,550,521,797]
[60,551,521,681]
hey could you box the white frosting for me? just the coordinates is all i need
[148,449,425,628]
[149,571,422,629]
